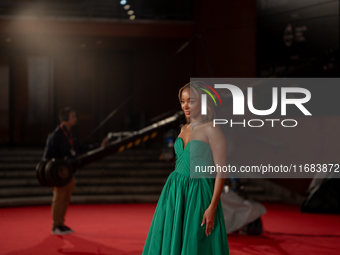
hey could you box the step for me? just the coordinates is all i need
[0,154,161,162]
[0,177,169,187]
[0,185,165,198]
[0,148,160,156]
[242,185,265,193]
[0,168,173,178]
[0,161,175,170]
[0,194,161,207]
[0,149,43,156]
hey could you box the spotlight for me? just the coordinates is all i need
[120,0,127,5]
[129,15,135,20]
[124,5,130,10]
[127,10,134,15]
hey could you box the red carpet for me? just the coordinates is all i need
[0,203,339,255]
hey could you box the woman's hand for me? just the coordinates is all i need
[201,206,216,237]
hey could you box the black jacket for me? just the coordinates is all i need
[43,125,99,160]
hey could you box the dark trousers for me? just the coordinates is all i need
[51,177,75,228]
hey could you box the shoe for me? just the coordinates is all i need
[63,225,74,233]
[51,225,70,235]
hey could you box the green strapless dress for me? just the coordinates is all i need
[142,137,230,254]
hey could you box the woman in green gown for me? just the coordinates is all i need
[142,82,230,254]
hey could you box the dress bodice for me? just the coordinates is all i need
[174,137,215,177]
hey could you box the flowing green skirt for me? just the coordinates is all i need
[142,170,230,255]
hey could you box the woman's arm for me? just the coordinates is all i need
[207,123,227,209]
[201,123,227,236]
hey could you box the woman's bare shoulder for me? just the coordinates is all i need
[204,121,224,139]
[202,121,215,131]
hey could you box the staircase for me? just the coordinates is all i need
[0,148,174,207]
[0,148,306,207]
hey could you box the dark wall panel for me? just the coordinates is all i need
[257,0,339,77]
[194,0,257,77]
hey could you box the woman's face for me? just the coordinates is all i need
[180,88,201,120]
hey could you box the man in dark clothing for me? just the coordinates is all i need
[43,107,106,235]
